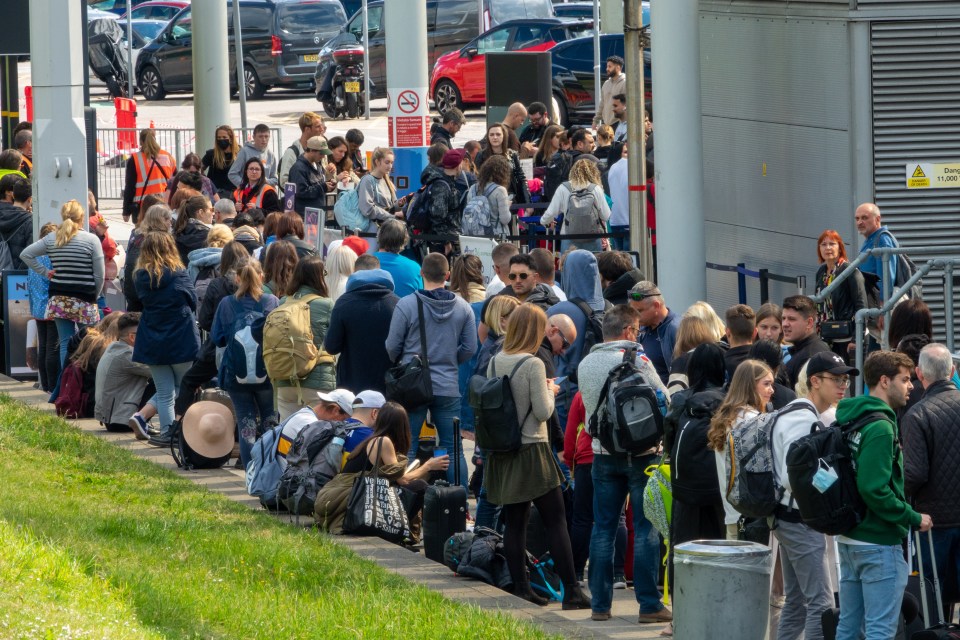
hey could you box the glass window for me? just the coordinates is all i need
[348,6,382,37]
[488,0,552,23]
[555,41,589,64]
[278,3,346,35]
[477,27,510,54]
[511,25,547,50]
[169,10,191,40]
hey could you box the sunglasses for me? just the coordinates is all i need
[557,328,571,351]
[628,292,657,302]
[508,272,531,281]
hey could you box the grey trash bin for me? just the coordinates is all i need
[673,539,772,640]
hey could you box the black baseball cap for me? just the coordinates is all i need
[806,352,859,378]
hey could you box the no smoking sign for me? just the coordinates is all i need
[397,90,420,114]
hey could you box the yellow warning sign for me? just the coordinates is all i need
[912,165,926,178]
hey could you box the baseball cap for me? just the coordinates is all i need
[442,148,466,169]
[306,136,332,155]
[316,389,355,415]
[342,235,369,256]
[353,390,386,410]
[805,352,859,378]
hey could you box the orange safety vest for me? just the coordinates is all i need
[133,150,176,203]
[233,183,277,210]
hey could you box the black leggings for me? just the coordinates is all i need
[502,486,577,588]
[36,320,60,392]
[173,350,217,418]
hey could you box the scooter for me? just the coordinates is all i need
[316,44,366,119]
[87,17,129,99]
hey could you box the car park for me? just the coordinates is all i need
[315,0,555,101]
[136,0,347,101]
[430,18,593,114]
[120,0,189,22]
[550,33,651,126]
[88,0,161,15]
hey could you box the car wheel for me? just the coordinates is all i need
[244,65,266,100]
[552,93,568,128]
[138,66,166,101]
[433,80,462,115]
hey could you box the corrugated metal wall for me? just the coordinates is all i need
[871,20,960,340]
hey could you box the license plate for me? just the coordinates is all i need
[344,81,360,93]
[303,54,318,63]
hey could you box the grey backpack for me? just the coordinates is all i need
[561,181,603,236]
[276,420,355,517]
[461,183,503,237]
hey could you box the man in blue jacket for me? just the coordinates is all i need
[855,202,898,302]
[385,253,477,487]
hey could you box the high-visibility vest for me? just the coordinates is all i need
[133,150,176,204]
[233,183,277,210]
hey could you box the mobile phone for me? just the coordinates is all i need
[553,376,567,386]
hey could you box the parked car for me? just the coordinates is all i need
[119,19,168,80]
[120,0,189,21]
[431,18,593,114]
[551,2,649,27]
[88,0,161,15]
[315,0,555,101]
[136,0,347,101]
[550,33,651,126]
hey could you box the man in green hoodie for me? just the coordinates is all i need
[834,350,932,640]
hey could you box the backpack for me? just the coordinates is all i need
[224,308,268,385]
[461,183,504,237]
[193,263,219,306]
[333,187,369,233]
[468,356,534,453]
[570,298,608,364]
[262,294,321,385]
[543,151,573,201]
[560,181,604,236]
[642,459,672,539]
[669,389,726,506]
[276,420,353,516]
[527,551,564,602]
[444,530,476,572]
[864,230,923,303]
[723,402,814,518]
[405,179,439,233]
[246,424,285,510]
[785,412,887,535]
[0,218,28,270]
[588,347,665,456]
[55,362,90,419]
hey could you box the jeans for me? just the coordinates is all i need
[408,396,467,488]
[53,318,77,366]
[570,463,627,579]
[36,320,60,392]
[223,380,275,467]
[610,224,630,251]
[835,542,908,640]
[773,519,833,640]
[589,453,663,614]
[917,526,960,615]
[148,362,192,434]
[173,350,218,418]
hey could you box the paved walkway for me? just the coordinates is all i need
[0,376,669,639]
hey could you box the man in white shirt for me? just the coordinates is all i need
[607,144,629,251]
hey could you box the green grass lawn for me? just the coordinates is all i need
[0,397,557,639]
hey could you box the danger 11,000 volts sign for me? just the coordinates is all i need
[905,162,960,189]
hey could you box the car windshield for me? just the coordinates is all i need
[348,6,381,36]
[489,0,553,23]
[89,0,117,9]
[278,3,345,35]
[132,21,166,43]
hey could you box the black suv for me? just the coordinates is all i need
[136,0,347,101]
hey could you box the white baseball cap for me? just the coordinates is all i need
[316,389,356,416]
[353,390,386,410]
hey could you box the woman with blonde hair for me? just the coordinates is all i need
[486,303,590,609]
[212,260,279,466]
[541,158,611,252]
[58,311,125,419]
[124,203,173,311]
[122,128,176,222]
[324,244,357,303]
[21,200,105,367]
[466,155,512,236]
[667,315,722,396]
[356,147,401,248]
[133,232,200,447]
[683,301,726,342]
[534,124,563,170]
[707,359,775,538]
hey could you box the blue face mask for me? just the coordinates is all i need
[811,460,839,493]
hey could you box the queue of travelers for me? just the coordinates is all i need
[7,95,953,640]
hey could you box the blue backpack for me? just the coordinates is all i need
[333,187,370,233]
[246,424,284,509]
[225,308,267,385]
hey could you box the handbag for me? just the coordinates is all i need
[820,320,853,341]
[385,297,433,410]
[342,439,411,544]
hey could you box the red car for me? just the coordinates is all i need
[431,18,593,114]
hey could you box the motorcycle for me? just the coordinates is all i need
[315,44,366,119]
[88,17,129,99]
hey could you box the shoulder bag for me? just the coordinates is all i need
[342,438,411,544]
[385,297,433,410]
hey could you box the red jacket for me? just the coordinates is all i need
[562,392,594,468]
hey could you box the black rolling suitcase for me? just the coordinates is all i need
[911,528,960,639]
[422,418,468,563]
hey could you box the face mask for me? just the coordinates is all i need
[217,139,231,150]
[811,460,838,493]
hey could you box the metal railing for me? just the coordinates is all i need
[94,127,284,200]
[706,262,805,307]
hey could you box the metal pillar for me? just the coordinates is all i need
[650,0,705,308]
[362,0,370,120]
[232,0,248,140]
[593,0,602,118]
[477,0,484,34]
[125,0,134,98]
[625,0,651,278]
[192,0,230,154]
[0,58,19,149]
[601,0,624,34]
[384,0,429,197]
[30,0,90,231]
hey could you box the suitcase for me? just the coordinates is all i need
[422,418,468,563]
[912,528,958,639]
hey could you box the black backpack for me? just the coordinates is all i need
[669,388,725,506]
[589,347,665,456]
[405,179,440,233]
[543,150,573,201]
[468,356,533,453]
[785,411,887,535]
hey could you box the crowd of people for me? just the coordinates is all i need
[3,75,955,638]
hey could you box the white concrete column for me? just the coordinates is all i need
[192,1,231,156]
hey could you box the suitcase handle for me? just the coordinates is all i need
[914,528,946,626]
[453,417,461,486]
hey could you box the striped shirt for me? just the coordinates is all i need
[21,231,104,303]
